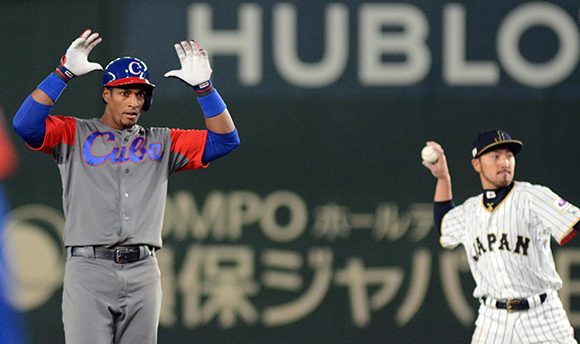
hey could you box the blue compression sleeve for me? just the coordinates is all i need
[202,129,240,164]
[13,95,52,148]
[434,200,455,234]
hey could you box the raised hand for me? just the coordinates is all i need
[56,29,103,80]
[164,40,212,88]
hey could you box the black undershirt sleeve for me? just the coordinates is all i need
[434,200,455,235]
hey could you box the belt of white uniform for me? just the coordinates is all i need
[480,291,550,312]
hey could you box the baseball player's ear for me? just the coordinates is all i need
[102,87,110,104]
[471,158,481,173]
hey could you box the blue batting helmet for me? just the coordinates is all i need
[102,57,155,111]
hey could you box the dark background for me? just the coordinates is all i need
[1,1,579,343]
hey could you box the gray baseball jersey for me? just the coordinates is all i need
[31,115,208,248]
[440,181,580,300]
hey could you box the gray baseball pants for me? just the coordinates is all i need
[62,249,161,344]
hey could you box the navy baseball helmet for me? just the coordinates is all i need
[471,129,523,159]
[102,57,155,111]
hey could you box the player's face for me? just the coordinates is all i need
[101,86,147,130]
[472,148,515,189]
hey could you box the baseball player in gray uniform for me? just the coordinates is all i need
[423,130,578,343]
[13,29,240,343]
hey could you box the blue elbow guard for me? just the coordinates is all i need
[13,95,51,147]
[202,129,240,163]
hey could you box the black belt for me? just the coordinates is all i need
[70,245,155,264]
[481,293,547,312]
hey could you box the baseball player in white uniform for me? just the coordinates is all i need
[423,129,578,343]
[12,29,240,343]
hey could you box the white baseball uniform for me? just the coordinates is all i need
[441,181,579,343]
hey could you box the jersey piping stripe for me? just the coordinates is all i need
[559,221,578,245]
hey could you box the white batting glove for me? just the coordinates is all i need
[164,40,213,88]
[56,29,103,81]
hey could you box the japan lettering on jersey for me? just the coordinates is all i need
[439,181,580,299]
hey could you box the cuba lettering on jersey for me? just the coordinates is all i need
[440,181,580,300]
[82,131,164,165]
[30,115,209,248]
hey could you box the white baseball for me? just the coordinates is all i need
[421,145,439,164]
